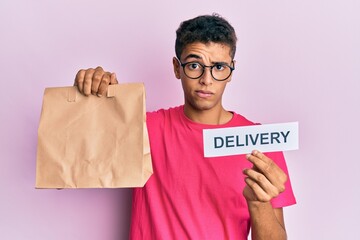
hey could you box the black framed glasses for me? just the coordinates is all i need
[177,58,235,81]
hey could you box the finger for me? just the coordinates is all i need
[246,151,287,192]
[246,150,278,177]
[243,168,280,198]
[75,69,86,93]
[245,177,272,202]
[249,150,271,164]
[83,68,95,96]
[110,72,118,85]
[246,151,270,173]
[97,72,112,97]
[91,67,105,95]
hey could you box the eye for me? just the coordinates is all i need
[214,64,225,71]
[186,62,201,70]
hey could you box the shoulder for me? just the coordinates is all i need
[147,105,182,118]
[230,111,260,127]
[146,105,183,126]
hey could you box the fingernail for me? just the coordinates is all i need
[97,94,102,97]
[246,154,251,159]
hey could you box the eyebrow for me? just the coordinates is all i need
[183,54,202,61]
[183,54,231,66]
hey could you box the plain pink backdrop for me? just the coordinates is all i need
[1,0,359,239]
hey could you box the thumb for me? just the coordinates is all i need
[110,73,118,85]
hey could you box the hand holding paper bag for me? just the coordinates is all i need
[36,83,153,188]
[74,66,118,97]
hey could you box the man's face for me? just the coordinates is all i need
[173,42,234,112]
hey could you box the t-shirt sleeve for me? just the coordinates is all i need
[265,151,296,208]
[146,110,166,154]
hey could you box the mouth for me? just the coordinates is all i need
[195,90,214,98]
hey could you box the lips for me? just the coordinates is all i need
[195,90,214,98]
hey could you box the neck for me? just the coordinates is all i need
[183,104,232,125]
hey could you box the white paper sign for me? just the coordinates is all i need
[203,122,299,157]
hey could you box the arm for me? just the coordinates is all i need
[74,66,118,96]
[243,150,288,240]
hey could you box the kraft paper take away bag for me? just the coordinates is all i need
[36,83,153,188]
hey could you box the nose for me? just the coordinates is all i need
[199,67,213,85]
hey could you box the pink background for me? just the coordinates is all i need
[1,0,359,239]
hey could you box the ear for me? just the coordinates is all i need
[173,57,181,79]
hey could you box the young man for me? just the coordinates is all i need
[75,14,296,240]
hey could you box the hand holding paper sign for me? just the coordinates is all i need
[242,150,287,202]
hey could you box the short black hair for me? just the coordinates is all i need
[175,13,237,59]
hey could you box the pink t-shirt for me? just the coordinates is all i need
[130,106,296,240]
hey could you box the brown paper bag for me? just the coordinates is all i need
[35,83,152,188]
